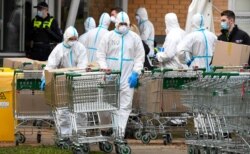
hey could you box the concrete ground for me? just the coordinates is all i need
[0,128,187,153]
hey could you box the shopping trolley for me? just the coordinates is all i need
[45,71,77,149]
[127,67,204,145]
[66,71,133,154]
[13,70,53,145]
[181,68,250,154]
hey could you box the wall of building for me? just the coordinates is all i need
[87,0,228,36]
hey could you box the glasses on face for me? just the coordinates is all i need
[119,22,128,26]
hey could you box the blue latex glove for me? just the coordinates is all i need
[128,71,139,88]
[40,78,45,91]
[186,57,195,67]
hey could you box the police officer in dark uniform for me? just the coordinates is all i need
[218,10,250,64]
[28,2,62,61]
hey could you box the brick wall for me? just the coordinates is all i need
[213,0,228,35]
[86,0,228,35]
[88,0,115,23]
[128,0,191,35]
[128,0,228,35]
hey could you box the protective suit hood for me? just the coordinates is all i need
[99,12,111,29]
[63,26,78,44]
[165,13,180,31]
[115,11,130,28]
[191,13,205,31]
[84,17,96,32]
[136,7,148,20]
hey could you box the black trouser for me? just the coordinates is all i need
[28,43,55,61]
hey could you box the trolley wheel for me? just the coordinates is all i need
[62,142,71,150]
[149,131,157,140]
[15,133,26,144]
[163,133,172,145]
[185,131,192,139]
[102,142,113,153]
[134,130,142,140]
[188,145,194,154]
[120,145,131,154]
[115,144,120,154]
[141,133,151,144]
[99,142,104,151]
[81,143,90,153]
[73,148,84,154]
[37,132,41,143]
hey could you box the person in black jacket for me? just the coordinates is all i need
[218,10,250,64]
[28,2,62,61]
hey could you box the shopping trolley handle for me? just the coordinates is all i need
[211,65,250,72]
[152,68,173,74]
[202,72,240,78]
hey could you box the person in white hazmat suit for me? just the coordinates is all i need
[177,13,217,71]
[156,13,187,69]
[80,13,111,63]
[135,7,155,57]
[78,17,96,45]
[41,26,88,137]
[96,12,145,138]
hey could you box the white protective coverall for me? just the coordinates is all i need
[156,13,187,69]
[78,17,96,45]
[177,13,217,71]
[97,12,145,137]
[136,7,155,56]
[80,13,110,62]
[45,26,88,136]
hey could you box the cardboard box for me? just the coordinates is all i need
[44,67,85,86]
[16,90,51,115]
[13,58,34,70]
[162,90,187,113]
[3,58,34,69]
[133,79,162,113]
[3,58,15,68]
[34,60,47,70]
[133,79,187,113]
[212,41,250,66]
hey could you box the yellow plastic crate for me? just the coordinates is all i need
[0,72,14,142]
[0,67,13,72]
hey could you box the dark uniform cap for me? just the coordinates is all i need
[34,2,48,9]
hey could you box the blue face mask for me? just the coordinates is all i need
[37,11,43,18]
[221,21,229,30]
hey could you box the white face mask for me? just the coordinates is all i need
[110,16,116,23]
[135,15,140,24]
[118,25,129,34]
[67,41,76,47]
[37,10,44,18]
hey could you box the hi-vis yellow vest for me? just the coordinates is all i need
[33,17,54,28]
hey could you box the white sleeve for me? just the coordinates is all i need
[157,34,178,62]
[78,33,88,47]
[133,36,145,74]
[140,24,150,41]
[176,34,193,64]
[96,34,109,69]
[76,44,88,68]
[45,44,61,70]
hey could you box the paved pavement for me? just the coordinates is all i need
[0,128,187,153]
